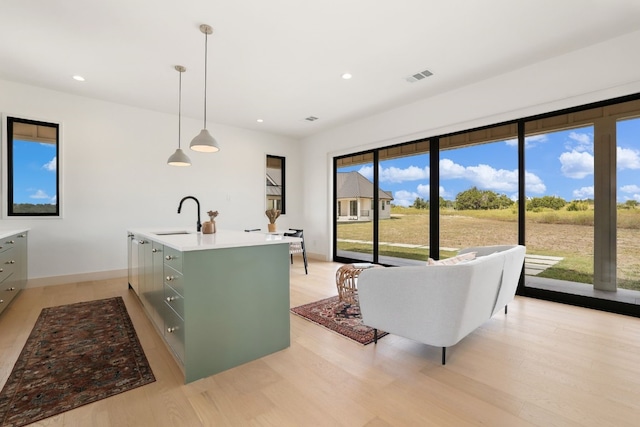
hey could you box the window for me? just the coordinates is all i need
[5,117,60,216]
[266,155,285,214]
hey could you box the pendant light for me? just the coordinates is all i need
[167,65,192,166]
[190,24,220,153]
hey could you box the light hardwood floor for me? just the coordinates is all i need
[2,259,640,426]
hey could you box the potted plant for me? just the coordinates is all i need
[265,208,280,232]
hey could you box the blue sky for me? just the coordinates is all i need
[339,117,640,207]
[12,140,57,204]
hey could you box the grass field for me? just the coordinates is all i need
[337,207,640,291]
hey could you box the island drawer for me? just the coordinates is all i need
[0,248,16,282]
[0,273,18,308]
[163,247,182,273]
[164,265,184,296]
[163,303,185,363]
[164,282,184,319]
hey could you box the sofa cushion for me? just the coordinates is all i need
[427,251,477,266]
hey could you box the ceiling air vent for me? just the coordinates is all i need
[405,69,433,83]
[305,116,319,122]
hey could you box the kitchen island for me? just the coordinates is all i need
[127,228,299,383]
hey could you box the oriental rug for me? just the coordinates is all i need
[291,295,388,345]
[0,297,155,427]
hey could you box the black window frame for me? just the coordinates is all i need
[6,116,60,217]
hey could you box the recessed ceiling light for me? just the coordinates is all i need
[257,119,264,123]
[341,73,352,80]
[72,75,85,82]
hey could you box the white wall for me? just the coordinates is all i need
[0,79,301,283]
[300,30,640,260]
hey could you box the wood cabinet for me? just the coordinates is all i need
[0,231,28,316]
[126,231,291,383]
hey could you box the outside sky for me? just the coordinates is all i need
[339,117,640,207]
[12,140,57,204]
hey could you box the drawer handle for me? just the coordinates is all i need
[0,299,3,304]
[6,260,15,265]
[166,275,175,281]
[167,327,178,333]
[5,287,15,291]
[166,296,176,302]
[5,240,14,244]
[152,248,162,253]
[165,255,174,260]
[0,268,3,273]
[17,234,26,238]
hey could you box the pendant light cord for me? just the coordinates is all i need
[203,31,208,130]
[178,70,182,148]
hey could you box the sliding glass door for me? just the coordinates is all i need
[335,153,374,263]
[616,116,640,292]
[523,125,595,290]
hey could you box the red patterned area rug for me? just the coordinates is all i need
[291,295,388,345]
[0,297,155,427]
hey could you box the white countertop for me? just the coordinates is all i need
[128,228,301,252]
[0,228,29,240]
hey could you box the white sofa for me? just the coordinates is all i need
[357,245,526,364]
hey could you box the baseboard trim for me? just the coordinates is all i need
[26,269,128,289]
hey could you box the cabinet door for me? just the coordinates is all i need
[138,238,153,308]
[13,232,27,290]
[149,241,165,331]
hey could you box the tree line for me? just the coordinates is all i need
[408,186,608,211]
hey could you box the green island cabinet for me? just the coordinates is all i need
[0,230,28,316]
[127,229,294,383]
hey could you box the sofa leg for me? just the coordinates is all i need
[505,305,508,315]
[373,328,378,344]
[442,347,446,365]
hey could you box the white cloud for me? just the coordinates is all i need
[30,190,50,199]
[565,131,593,153]
[380,165,428,183]
[416,184,430,197]
[505,134,549,148]
[358,165,373,181]
[621,184,640,193]
[617,146,640,170]
[415,184,448,198]
[393,190,420,207]
[559,150,593,178]
[358,164,429,183]
[573,186,594,199]
[439,158,466,179]
[43,156,56,172]
[525,172,546,194]
[440,158,546,194]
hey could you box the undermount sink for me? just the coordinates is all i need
[152,230,192,235]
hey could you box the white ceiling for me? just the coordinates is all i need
[2,0,640,139]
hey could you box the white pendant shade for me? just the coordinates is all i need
[167,148,191,166]
[190,128,220,152]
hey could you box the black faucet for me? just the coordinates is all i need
[178,196,201,232]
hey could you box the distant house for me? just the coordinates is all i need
[336,171,393,221]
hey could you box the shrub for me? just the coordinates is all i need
[566,201,589,211]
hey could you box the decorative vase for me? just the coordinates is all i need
[268,223,276,233]
[202,221,216,234]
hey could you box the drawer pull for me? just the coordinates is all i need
[17,234,26,238]
[167,327,178,333]
[5,287,15,291]
[5,240,14,244]
[152,248,161,253]
[166,296,176,302]
[165,255,175,260]
[6,260,15,265]
[166,275,175,281]
[0,268,3,273]
[0,299,4,304]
